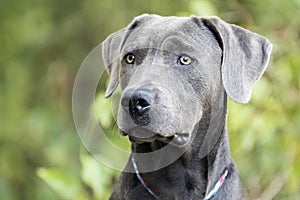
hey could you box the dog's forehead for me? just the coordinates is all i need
[132,16,201,38]
[141,15,193,29]
[123,16,214,52]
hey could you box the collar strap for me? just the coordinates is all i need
[204,169,229,200]
[131,156,229,200]
[131,156,159,199]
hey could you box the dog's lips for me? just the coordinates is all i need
[120,131,189,146]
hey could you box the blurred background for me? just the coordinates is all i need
[1,0,299,199]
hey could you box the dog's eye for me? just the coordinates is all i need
[178,56,192,65]
[125,53,135,64]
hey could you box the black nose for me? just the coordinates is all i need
[130,94,151,113]
[128,89,154,126]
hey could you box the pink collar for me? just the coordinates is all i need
[131,156,229,199]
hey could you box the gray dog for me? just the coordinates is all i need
[102,14,272,200]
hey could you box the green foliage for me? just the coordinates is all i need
[0,0,299,199]
[37,168,82,199]
[80,151,117,200]
[37,151,117,200]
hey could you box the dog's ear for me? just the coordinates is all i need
[102,14,152,98]
[102,29,125,98]
[201,17,272,103]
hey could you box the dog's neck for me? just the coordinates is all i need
[129,91,234,198]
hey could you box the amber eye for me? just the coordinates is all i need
[125,53,135,64]
[178,56,192,65]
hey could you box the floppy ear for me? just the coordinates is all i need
[202,17,272,103]
[102,14,152,98]
[102,29,126,98]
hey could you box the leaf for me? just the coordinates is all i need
[190,0,218,16]
[80,152,116,199]
[94,92,114,129]
[37,168,80,199]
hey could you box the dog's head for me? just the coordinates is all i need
[102,14,272,147]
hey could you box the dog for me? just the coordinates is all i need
[102,14,272,200]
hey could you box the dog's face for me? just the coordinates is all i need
[117,17,223,146]
[102,14,272,147]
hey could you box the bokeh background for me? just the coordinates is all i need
[1,0,299,199]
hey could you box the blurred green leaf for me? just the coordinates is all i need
[80,152,116,200]
[37,168,81,199]
[190,0,218,16]
[94,92,114,129]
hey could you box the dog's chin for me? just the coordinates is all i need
[120,131,189,147]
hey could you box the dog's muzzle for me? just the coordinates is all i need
[119,88,189,146]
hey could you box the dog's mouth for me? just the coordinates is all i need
[120,131,189,146]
